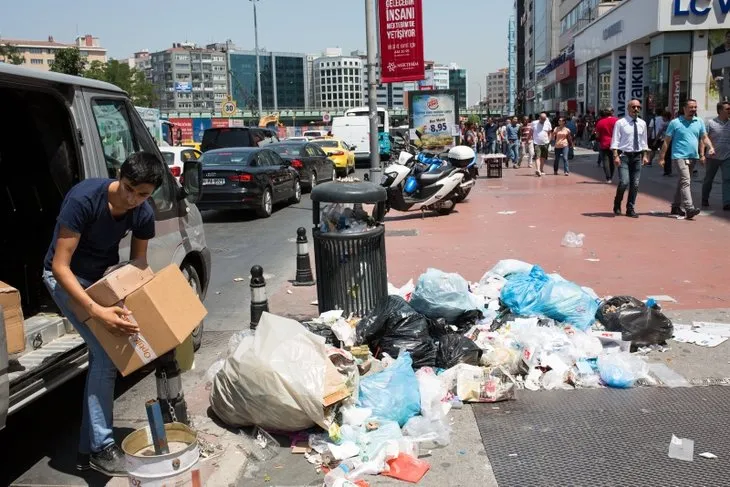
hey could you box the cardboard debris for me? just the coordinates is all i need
[0,280,25,354]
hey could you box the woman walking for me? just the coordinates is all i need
[551,117,574,175]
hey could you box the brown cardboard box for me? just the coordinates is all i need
[0,281,25,355]
[85,264,207,376]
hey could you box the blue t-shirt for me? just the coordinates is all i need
[666,116,706,160]
[505,124,520,141]
[44,178,155,282]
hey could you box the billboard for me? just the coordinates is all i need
[174,82,193,93]
[408,89,459,150]
[378,0,425,83]
[167,118,193,144]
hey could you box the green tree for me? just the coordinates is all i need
[82,59,157,107]
[0,44,25,65]
[49,47,86,76]
[467,114,482,126]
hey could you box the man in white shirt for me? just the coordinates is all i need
[611,99,650,218]
[531,112,553,176]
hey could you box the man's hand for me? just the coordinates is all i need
[642,155,650,165]
[700,155,707,165]
[707,147,716,157]
[614,155,622,167]
[92,305,138,335]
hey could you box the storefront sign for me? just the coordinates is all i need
[556,59,576,82]
[673,0,730,17]
[670,69,681,116]
[630,58,644,103]
[408,89,459,150]
[602,21,623,41]
[378,0,425,83]
[616,56,627,117]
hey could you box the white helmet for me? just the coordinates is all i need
[448,145,476,164]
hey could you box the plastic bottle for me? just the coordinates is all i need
[323,464,350,487]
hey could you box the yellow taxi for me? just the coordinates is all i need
[182,142,202,152]
[311,137,355,177]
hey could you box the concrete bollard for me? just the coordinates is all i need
[250,265,269,330]
[155,351,189,425]
[293,227,315,286]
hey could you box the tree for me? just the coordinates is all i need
[467,114,482,126]
[0,44,25,65]
[83,59,157,107]
[49,47,86,76]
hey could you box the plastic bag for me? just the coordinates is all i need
[302,321,342,347]
[227,329,255,356]
[486,259,534,278]
[596,296,674,346]
[355,296,437,369]
[410,268,484,324]
[561,231,584,248]
[597,352,648,388]
[427,310,482,338]
[415,367,449,419]
[436,334,483,369]
[357,352,421,427]
[453,364,516,403]
[210,312,329,431]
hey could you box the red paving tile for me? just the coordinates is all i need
[381,151,730,312]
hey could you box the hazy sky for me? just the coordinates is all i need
[2,0,512,104]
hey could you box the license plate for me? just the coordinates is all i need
[203,178,226,186]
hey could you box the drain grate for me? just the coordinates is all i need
[385,229,418,237]
[473,387,730,487]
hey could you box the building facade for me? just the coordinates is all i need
[574,0,730,120]
[0,34,106,71]
[449,65,468,109]
[508,15,517,115]
[228,51,308,111]
[313,48,364,110]
[515,0,526,114]
[487,68,509,114]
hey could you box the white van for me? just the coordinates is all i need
[331,116,369,160]
[0,64,210,430]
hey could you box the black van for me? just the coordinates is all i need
[200,127,279,152]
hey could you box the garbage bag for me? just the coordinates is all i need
[355,295,437,368]
[596,296,673,345]
[302,321,342,347]
[427,310,482,338]
[436,334,483,369]
[486,259,534,278]
[210,312,329,431]
[410,268,483,324]
[597,352,648,388]
[358,352,421,427]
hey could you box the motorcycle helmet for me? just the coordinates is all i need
[448,145,476,168]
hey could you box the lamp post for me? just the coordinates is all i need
[250,0,264,116]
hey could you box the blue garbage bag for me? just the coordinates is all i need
[410,268,483,324]
[357,352,420,426]
[500,265,599,331]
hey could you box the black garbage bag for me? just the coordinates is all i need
[302,321,342,347]
[596,296,673,346]
[429,309,484,337]
[356,295,437,368]
[436,334,483,369]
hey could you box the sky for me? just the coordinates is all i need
[1,0,512,105]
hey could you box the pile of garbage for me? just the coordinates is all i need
[319,203,376,234]
[207,259,677,485]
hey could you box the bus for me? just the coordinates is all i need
[344,107,392,159]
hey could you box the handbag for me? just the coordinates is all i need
[591,140,600,152]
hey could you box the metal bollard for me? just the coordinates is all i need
[293,227,315,286]
[250,265,269,330]
[155,351,189,425]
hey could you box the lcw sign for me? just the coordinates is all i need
[673,0,730,16]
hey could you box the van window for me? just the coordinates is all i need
[91,100,139,177]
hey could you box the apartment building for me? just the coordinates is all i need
[0,34,106,71]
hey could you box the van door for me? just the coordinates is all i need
[82,92,181,272]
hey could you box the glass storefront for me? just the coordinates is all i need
[598,56,612,111]
[646,55,690,117]
[586,60,597,114]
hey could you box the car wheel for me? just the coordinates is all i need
[181,263,204,352]
[256,188,273,218]
[336,168,347,178]
[332,168,338,181]
[289,178,302,204]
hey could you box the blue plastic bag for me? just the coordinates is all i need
[357,352,420,427]
[410,268,483,324]
[500,265,551,315]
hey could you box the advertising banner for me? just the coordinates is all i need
[670,69,681,116]
[211,118,231,129]
[378,0,425,83]
[408,90,459,150]
[192,118,212,143]
[174,82,192,93]
[167,118,193,144]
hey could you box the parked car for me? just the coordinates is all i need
[196,147,301,218]
[269,141,336,191]
[303,130,327,138]
[0,63,209,430]
[285,136,310,142]
[200,127,279,152]
[311,137,356,177]
[160,146,201,181]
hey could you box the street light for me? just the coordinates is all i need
[250,0,264,116]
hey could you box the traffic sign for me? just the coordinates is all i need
[322,112,331,123]
[221,96,237,117]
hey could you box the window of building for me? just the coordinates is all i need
[30,58,44,65]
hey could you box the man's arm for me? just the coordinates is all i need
[701,133,715,157]
[611,120,622,163]
[658,135,672,167]
[642,121,651,164]
[130,237,150,266]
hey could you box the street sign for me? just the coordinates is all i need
[322,112,331,123]
[221,96,237,117]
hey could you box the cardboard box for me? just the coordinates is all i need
[85,264,207,376]
[0,281,25,355]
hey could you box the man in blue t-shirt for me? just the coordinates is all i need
[43,152,164,476]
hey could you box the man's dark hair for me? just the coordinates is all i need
[683,98,697,109]
[120,151,165,189]
[718,101,730,114]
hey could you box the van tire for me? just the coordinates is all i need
[182,263,204,351]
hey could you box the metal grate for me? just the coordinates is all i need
[472,387,730,487]
[385,229,418,237]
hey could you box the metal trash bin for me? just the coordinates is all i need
[311,181,388,317]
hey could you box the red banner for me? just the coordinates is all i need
[167,118,193,144]
[378,0,425,83]
[211,118,231,129]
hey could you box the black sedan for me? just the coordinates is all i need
[195,147,301,218]
[269,141,336,192]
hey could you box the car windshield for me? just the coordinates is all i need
[160,152,175,165]
[200,151,252,166]
[270,145,302,156]
[313,140,339,148]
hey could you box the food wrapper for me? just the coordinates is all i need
[456,366,516,403]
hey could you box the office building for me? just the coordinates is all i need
[313,48,364,110]
[515,0,526,114]
[228,50,308,111]
[352,50,405,109]
[0,34,106,71]
[487,68,509,114]
[449,65,468,109]
[508,14,517,114]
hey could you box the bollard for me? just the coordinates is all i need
[250,265,269,330]
[155,351,189,425]
[293,227,315,286]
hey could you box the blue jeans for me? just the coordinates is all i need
[614,152,643,211]
[485,140,497,154]
[554,147,570,174]
[507,141,520,164]
[42,270,117,454]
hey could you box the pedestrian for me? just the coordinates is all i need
[594,107,619,182]
[520,115,534,168]
[551,116,574,175]
[658,98,716,219]
[648,109,669,164]
[531,112,553,177]
[611,99,650,218]
[42,152,164,475]
[484,117,498,154]
[701,101,730,210]
[463,122,477,151]
[506,116,521,168]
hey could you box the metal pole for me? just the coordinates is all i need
[251,0,264,116]
[364,0,380,183]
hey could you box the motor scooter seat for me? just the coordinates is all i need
[416,165,453,186]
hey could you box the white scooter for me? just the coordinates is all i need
[379,146,475,216]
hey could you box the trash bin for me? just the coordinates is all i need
[311,181,388,317]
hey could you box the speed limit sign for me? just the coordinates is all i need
[221,96,237,117]
[322,112,331,123]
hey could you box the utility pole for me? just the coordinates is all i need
[251,0,264,116]
[364,0,380,183]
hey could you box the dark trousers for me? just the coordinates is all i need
[663,147,672,175]
[600,149,614,181]
[614,152,643,212]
